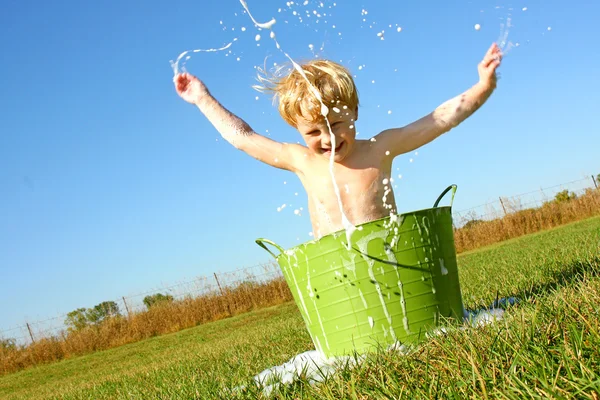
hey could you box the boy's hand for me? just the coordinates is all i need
[477,43,502,89]
[174,73,210,104]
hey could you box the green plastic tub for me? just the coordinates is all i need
[256,185,465,358]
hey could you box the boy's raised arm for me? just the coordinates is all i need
[374,43,502,157]
[174,73,301,172]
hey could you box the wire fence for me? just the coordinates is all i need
[1,174,598,346]
[0,261,283,346]
[452,175,598,228]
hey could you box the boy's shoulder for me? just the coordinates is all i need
[348,138,395,166]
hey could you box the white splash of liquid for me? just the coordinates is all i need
[356,231,398,341]
[439,258,448,275]
[496,16,515,55]
[381,240,409,334]
[358,288,368,309]
[239,0,276,29]
[171,39,238,75]
[341,251,358,279]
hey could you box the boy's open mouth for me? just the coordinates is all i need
[322,142,344,154]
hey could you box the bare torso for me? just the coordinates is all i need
[293,140,397,238]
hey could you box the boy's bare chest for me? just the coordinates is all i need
[300,163,394,223]
[306,166,385,198]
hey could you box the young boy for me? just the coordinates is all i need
[174,43,502,239]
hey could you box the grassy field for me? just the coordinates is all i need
[1,216,599,399]
[4,189,598,376]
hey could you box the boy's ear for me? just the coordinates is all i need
[355,106,359,121]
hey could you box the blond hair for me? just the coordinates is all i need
[254,59,359,127]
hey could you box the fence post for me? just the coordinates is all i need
[26,323,35,344]
[214,273,232,316]
[593,175,598,189]
[499,197,508,216]
[214,273,225,296]
[122,297,131,319]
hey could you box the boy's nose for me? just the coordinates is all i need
[322,130,339,143]
[321,136,333,147]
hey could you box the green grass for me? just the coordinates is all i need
[2,216,600,399]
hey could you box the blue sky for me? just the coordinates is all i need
[1,0,599,334]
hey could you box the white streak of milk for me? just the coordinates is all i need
[239,0,276,29]
[440,258,448,275]
[358,289,368,309]
[368,316,374,329]
[381,242,409,334]
[356,231,397,341]
[340,252,357,279]
[320,105,357,249]
[241,1,355,245]
[421,216,437,295]
[396,279,409,333]
[171,39,238,75]
[497,17,512,53]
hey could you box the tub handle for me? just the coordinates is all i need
[255,238,285,259]
[433,184,457,208]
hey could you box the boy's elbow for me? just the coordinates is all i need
[219,125,256,150]
[236,130,258,146]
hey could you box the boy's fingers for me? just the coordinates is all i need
[482,54,494,67]
[486,51,502,66]
[482,45,499,64]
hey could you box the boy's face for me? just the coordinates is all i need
[296,107,358,162]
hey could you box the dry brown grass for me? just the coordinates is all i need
[454,188,600,253]
[0,277,292,376]
[2,188,598,376]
